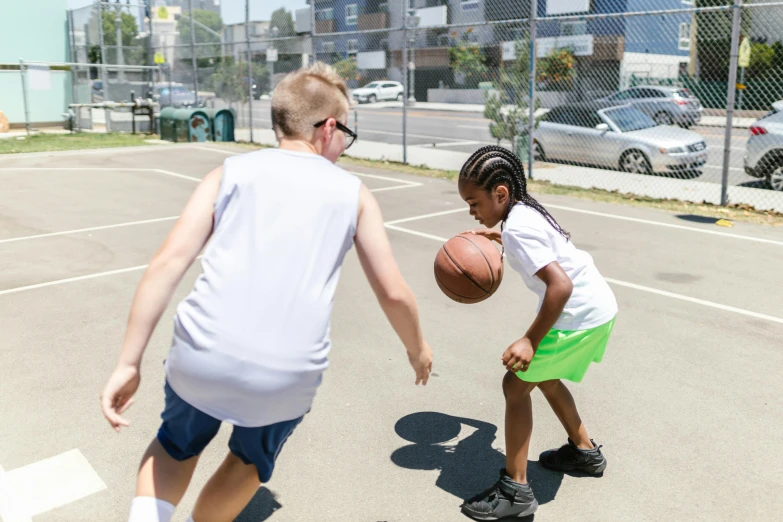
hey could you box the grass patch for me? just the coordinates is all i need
[0,132,156,154]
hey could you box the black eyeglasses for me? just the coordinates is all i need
[314,119,357,149]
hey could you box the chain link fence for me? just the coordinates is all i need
[39,0,783,212]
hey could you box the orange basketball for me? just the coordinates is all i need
[434,233,503,304]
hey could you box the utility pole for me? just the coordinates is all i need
[187,0,199,105]
[115,1,125,82]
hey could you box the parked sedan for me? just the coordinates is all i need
[351,81,404,104]
[743,108,783,191]
[534,102,708,175]
[599,86,703,127]
[153,85,203,108]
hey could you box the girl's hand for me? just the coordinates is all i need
[407,341,433,386]
[100,364,140,432]
[502,337,536,372]
[464,228,502,245]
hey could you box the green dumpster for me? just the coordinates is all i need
[204,108,235,142]
[171,108,212,143]
[159,107,178,142]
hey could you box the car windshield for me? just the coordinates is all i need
[364,82,380,88]
[603,107,657,132]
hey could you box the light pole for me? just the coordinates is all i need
[187,0,198,105]
[406,7,418,104]
[269,26,279,91]
[115,0,125,82]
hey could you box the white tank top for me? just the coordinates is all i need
[165,149,361,427]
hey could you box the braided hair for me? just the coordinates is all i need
[459,145,570,240]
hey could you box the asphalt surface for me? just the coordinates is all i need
[224,99,761,189]
[1,144,781,522]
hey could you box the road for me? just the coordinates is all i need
[220,99,761,189]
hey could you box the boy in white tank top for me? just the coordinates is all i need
[100,63,433,522]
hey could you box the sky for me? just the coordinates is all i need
[66,1,307,25]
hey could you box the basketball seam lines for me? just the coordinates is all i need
[456,235,496,290]
[434,271,481,301]
[442,244,490,295]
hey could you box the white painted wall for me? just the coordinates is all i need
[619,52,690,89]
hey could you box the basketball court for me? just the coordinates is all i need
[1,143,781,521]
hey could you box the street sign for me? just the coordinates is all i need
[154,52,165,64]
[738,38,751,68]
[266,48,278,63]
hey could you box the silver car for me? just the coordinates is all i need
[599,86,703,128]
[534,103,708,175]
[743,107,783,191]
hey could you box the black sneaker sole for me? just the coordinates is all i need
[539,458,606,476]
[461,499,539,521]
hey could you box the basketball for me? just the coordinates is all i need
[434,233,503,304]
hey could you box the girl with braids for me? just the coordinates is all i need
[458,146,618,520]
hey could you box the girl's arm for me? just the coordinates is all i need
[502,262,573,372]
[100,166,222,431]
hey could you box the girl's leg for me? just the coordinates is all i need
[190,452,260,522]
[502,371,540,484]
[538,379,593,450]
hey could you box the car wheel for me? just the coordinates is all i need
[768,165,783,191]
[620,150,652,175]
[654,112,674,126]
[396,92,403,101]
[533,140,545,161]
[368,94,377,103]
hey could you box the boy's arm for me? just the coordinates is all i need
[353,184,432,385]
[100,166,222,431]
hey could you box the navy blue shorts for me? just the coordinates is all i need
[157,381,303,483]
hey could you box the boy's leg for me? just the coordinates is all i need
[136,438,200,504]
[190,452,260,522]
[537,379,592,449]
[502,371,540,484]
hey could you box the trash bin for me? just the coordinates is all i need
[204,108,235,142]
[171,108,212,143]
[159,107,178,142]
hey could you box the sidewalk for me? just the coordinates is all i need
[235,127,782,213]
[359,101,756,128]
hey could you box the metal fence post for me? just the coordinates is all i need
[310,3,317,66]
[97,0,110,132]
[527,0,538,180]
[245,0,254,143]
[187,0,199,106]
[721,0,742,206]
[19,59,31,136]
[402,7,409,165]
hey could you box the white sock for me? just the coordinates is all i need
[127,496,175,522]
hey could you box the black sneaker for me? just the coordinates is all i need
[461,470,538,520]
[539,439,606,476]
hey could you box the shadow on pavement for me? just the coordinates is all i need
[676,214,720,224]
[390,412,563,509]
[235,487,281,522]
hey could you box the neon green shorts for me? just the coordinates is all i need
[516,317,616,384]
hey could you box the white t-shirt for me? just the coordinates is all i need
[501,203,617,331]
[164,149,361,427]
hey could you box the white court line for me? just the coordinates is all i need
[425,141,483,148]
[458,125,491,130]
[385,208,465,225]
[0,216,178,244]
[0,167,201,182]
[0,264,150,297]
[383,224,783,325]
[542,203,783,246]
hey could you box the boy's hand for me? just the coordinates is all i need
[408,342,433,385]
[464,228,502,245]
[100,364,140,432]
[502,337,535,373]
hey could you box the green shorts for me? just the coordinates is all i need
[516,317,615,384]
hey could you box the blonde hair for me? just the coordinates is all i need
[271,62,351,141]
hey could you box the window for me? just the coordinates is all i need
[321,41,335,52]
[347,39,358,54]
[316,8,334,21]
[346,4,358,26]
[639,88,666,99]
[461,0,480,11]
[678,22,691,51]
[561,21,586,36]
[380,38,389,50]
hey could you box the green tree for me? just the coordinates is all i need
[209,60,268,104]
[100,9,146,65]
[177,9,223,44]
[748,42,775,78]
[537,47,575,89]
[694,0,753,81]
[333,57,359,83]
[270,8,295,37]
[448,43,489,88]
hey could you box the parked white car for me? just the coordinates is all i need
[351,81,404,104]
[744,104,783,191]
[534,102,708,176]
